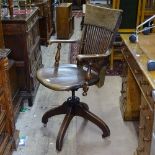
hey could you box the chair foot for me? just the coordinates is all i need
[42,95,110,151]
[42,101,68,124]
[43,124,47,127]
[56,108,73,151]
[76,103,110,137]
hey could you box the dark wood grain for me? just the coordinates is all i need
[19,0,53,45]
[56,3,74,39]
[0,50,19,154]
[2,8,42,106]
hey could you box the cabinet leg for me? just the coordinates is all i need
[28,97,33,107]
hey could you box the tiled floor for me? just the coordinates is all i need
[13,16,138,155]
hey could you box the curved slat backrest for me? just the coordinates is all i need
[79,4,122,55]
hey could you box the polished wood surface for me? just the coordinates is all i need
[121,34,155,155]
[2,8,42,106]
[0,22,4,48]
[37,64,99,91]
[56,3,74,39]
[0,49,19,155]
[120,62,141,120]
[121,34,155,88]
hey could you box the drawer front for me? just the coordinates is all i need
[122,45,154,109]
[30,66,38,92]
[29,42,41,68]
[27,30,34,52]
[2,23,25,35]
[122,46,143,86]
[140,75,154,110]
[27,13,39,32]
[29,49,42,91]
[137,95,154,155]
[27,20,40,51]
[32,22,40,45]
[0,134,9,155]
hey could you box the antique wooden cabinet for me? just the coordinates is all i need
[56,3,74,39]
[0,49,19,155]
[19,0,53,45]
[2,8,42,106]
[120,34,155,155]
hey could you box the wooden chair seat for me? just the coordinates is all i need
[37,64,99,91]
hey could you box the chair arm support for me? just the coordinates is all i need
[82,62,92,96]
[76,52,111,62]
[76,54,104,62]
[49,40,79,67]
[48,39,78,45]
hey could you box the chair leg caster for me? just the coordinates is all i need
[43,123,47,127]
[56,142,62,152]
[102,132,110,138]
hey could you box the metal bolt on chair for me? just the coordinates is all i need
[37,4,122,151]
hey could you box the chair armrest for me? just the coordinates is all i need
[76,48,112,62]
[77,54,106,62]
[49,39,79,66]
[77,53,110,96]
[48,39,78,45]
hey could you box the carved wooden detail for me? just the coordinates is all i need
[1,8,42,106]
[0,49,19,155]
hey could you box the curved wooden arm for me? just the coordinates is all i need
[48,39,78,45]
[76,50,112,62]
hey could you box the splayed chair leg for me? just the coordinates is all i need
[42,101,68,125]
[76,102,110,138]
[56,108,74,151]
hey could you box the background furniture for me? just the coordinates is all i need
[0,49,19,155]
[120,34,155,155]
[112,0,141,32]
[109,0,142,70]
[56,3,74,39]
[140,0,155,24]
[8,58,23,120]
[2,7,42,106]
[109,36,124,70]
[19,0,54,45]
[37,4,122,151]
[61,0,86,10]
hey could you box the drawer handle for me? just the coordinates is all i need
[145,116,151,120]
[134,69,141,74]
[123,97,127,101]
[121,90,126,93]
[139,125,145,130]
[136,147,144,152]
[140,81,149,85]
[139,105,148,110]
[143,137,151,142]
[126,55,129,59]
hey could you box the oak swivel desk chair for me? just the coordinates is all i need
[37,4,122,151]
